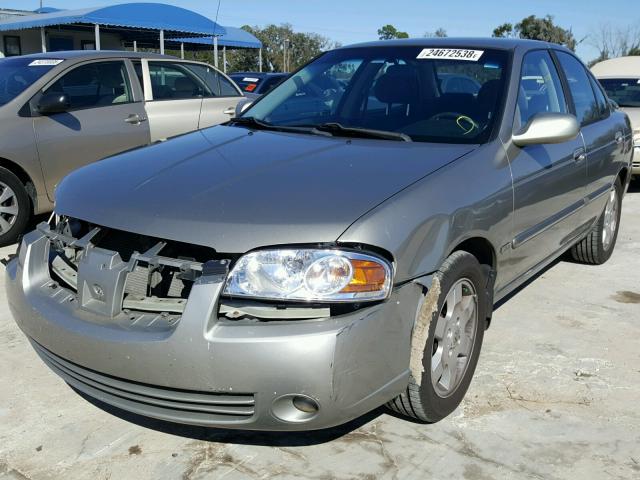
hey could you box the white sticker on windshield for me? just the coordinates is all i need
[417,48,484,61]
[29,59,64,66]
[243,77,259,82]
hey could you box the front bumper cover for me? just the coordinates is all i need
[6,229,422,431]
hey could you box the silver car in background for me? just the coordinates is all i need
[6,39,634,431]
[0,51,244,244]
[592,56,640,180]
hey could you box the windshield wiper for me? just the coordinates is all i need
[312,122,412,142]
[228,116,332,136]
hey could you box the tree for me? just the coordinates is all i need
[492,15,577,51]
[588,23,640,62]
[424,28,448,38]
[377,24,409,40]
[225,24,337,73]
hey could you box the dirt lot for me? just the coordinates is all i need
[1,187,639,480]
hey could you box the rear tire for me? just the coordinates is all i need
[0,167,31,247]
[570,178,622,265]
[387,251,490,423]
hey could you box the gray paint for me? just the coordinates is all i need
[6,39,635,431]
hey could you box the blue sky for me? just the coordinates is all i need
[4,0,639,61]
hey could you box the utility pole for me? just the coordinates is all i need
[283,38,288,73]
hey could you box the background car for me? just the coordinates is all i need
[0,51,244,245]
[592,56,640,180]
[229,72,288,98]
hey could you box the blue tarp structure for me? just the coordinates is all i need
[0,3,226,36]
[174,27,262,49]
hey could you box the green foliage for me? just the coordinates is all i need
[492,15,576,51]
[629,47,640,56]
[224,24,338,73]
[424,28,448,38]
[377,24,409,40]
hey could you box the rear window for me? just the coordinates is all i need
[598,78,640,108]
[0,57,61,106]
[232,75,262,93]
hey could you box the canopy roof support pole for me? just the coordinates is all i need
[133,40,137,52]
[223,46,227,73]
[94,24,100,50]
[213,36,218,68]
[259,48,262,72]
[180,42,184,59]
[40,27,46,53]
[159,29,165,55]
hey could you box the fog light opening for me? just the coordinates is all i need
[272,394,320,423]
[292,395,319,414]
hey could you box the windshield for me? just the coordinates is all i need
[598,78,640,108]
[242,46,509,144]
[0,57,60,107]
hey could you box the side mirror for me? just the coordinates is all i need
[37,93,70,115]
[512,113,579,147]
[235,99,253,117]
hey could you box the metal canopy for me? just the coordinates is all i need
[0,3,226,37]
[174,27,262,49]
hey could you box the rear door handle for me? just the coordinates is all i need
[223,107,235,115]
[573,148,586,162]
[125,114,147,124]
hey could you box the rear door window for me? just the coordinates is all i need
[45,61,132,110]
[555,52,599,125]
[148,61,208,100]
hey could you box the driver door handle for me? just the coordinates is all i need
[223,107,235,115]
[125,114,147,124]
[573,147,586,163]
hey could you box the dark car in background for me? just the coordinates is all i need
[229,72,288,97]
[6,38,633,431]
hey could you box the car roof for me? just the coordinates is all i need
[17,50,176,61]
[591,56,640,78]
[340,37,571,52]
[230,72,287,78]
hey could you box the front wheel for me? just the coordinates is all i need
[387,251,490,423]
[570,177,622,265]
[0,167,31,247]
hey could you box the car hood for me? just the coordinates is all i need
[56,126,475,253]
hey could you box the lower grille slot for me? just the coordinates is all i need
[32,341,255,422]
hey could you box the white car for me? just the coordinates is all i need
[592,56,640,179]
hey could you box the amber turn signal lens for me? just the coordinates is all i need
[341,259,388,293]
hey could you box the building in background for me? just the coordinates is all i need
[0,3,262,70]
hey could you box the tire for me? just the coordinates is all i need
[387,251,490,423]
[570,177,622,265]
[0,167,31,247]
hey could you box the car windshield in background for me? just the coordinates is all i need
[242,47,508,144]
[0,57,61,106]
[598,78,640,107]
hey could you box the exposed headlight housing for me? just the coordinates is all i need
[223,249,393,302]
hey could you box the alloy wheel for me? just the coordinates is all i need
[602,188,618,251]
[0,182,19,235]
[431,278,478,398]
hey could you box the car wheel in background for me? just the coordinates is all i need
[387,251,489,423]
[570,177,623,265]
[0,167,31,246]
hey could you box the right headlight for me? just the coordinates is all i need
[223,248,393,302]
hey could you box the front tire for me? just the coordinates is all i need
[570,178,622,265]
[388,251,489,423]
[0,167,31,247]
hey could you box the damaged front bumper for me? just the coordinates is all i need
[6,227,424,431]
